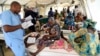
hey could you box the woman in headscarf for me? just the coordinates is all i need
[68,19,100,56]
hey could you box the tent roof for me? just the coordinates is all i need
[0,0,30,5]
[0,0,79,6]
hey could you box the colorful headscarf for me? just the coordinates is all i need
[84,19,97,28]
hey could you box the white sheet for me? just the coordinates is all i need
[27,45,79,56]
[26,32,79,56]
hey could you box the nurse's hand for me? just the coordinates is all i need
[21,21,33,29]
[21,19,25,22]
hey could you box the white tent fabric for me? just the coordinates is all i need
[36,0,54,5]
[0,0,79,7]
[27,45,79,56]
[0,0,30,5]
[0,0,6,4]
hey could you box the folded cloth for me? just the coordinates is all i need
[65,44,73,52]
[49,39,73,52]
[49,39,65,49]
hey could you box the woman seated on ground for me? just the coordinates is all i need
[69,20,100,56]
[28,17,61,56]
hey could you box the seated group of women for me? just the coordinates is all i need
[24,16,100,56]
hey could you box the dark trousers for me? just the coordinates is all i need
[28,25,36,32]
[0,40,5,56]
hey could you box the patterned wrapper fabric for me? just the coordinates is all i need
[69,28,99,56]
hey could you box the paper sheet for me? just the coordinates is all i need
[21,20,33,29]
[25,15,33,22]
[27,37,36,44]
[26,20,34,25]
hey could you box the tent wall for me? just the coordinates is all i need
[81,0,100,30]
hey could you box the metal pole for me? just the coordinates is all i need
[84,0,93,19]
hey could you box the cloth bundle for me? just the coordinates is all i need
[50,39,65,49]
[49,39,73,52]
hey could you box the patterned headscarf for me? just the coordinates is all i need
[85,19,97,28]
